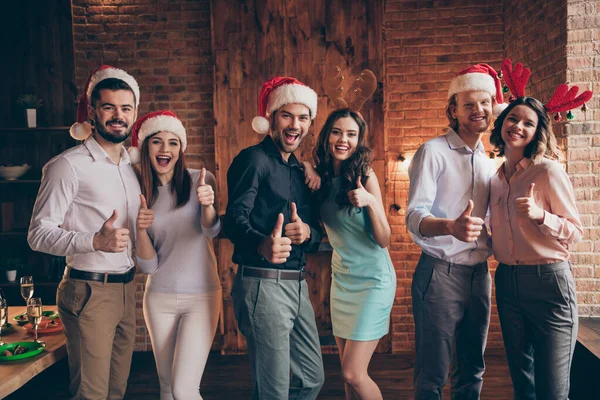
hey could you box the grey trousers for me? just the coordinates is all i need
[496,262,578,400]
[232,267,325,400]
[412,252,492,400]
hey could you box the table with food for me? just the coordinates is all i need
[0,305,67,398]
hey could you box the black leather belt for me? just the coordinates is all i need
[241,266,306,281]
[68,268,135,284]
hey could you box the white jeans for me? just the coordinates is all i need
[143,290,222,400]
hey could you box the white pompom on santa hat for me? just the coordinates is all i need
[448,63,507,117]
[70,65,140,140]
[128,110,186,164]
[251,76,318,134]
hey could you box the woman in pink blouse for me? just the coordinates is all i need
[489,96,583,400]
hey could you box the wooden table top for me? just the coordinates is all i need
[578,317,600,359]
[0,305,67,399]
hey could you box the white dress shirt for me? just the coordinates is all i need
[28,135,141,273]
[406,128,495,265]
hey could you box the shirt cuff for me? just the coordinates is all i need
[78,232,97,253]
[136,254,158,274]
[202,217,222,239]
[407,211,433,241]
[302,225,322,253]
[248,230,268,254]
[535,211,562,238]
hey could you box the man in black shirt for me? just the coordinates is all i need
[224,77,324,399]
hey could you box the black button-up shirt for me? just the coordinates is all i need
[224,135,322,270]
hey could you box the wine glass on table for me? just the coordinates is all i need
[27,297,44,345]
[20,276,34,305]
[0,298,7,346]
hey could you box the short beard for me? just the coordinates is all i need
[94,119,131,144]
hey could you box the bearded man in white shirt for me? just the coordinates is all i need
[28,65,142,400]
[406,64,506,400]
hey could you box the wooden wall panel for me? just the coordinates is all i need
[211,0,386,354]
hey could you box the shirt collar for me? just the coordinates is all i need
[261,135,300,167]
[516,157,533,171]
[84,135,131,165]
[498,157,533,180]
[445,128,485,154]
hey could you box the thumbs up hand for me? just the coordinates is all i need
[196,168,215,206]
[93,210,131,252]
[137,194,155,231]
[448,200,485,242]
[258,213,293,264]
[285,202,311,245]
[347,176,374,208]
[515,183,544,223]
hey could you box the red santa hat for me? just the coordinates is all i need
[251,77,318,134]
[448,63,506,116]
[70,65,140,140]
[128,110,186,164]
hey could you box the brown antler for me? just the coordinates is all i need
[346,69,377,112]
[545,84,593,113]
[322,66,348,109]
[501,58,530,98]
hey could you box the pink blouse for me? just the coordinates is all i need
[489,157,582,265]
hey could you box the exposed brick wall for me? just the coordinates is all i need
[383,1,505,352]
[505,0,600,317]
[564,0,600,316]
[68,0,598,354]
[71,0,214,171]
[71,0,214,351]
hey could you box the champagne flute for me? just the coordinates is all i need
[0,298,7,346]
[27,297,44,345]
[20,276,34,305]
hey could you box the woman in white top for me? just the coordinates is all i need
[131,110,221,400]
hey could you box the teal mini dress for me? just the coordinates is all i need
[320,177,396,341]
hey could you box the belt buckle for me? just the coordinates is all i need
[299,267,307,281]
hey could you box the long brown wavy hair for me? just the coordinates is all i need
[313,109,372,213]
[139,132,191,209]
[490,96,561,162]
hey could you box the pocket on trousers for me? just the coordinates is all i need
[553,269,575,307]
[249,279,263,318]
[238,277,263,321]
[494,266,507,298]
[57,279,92,318]
[412,265,437,301]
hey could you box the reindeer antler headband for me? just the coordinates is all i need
[501,58,593,121]
[322,66,377,112]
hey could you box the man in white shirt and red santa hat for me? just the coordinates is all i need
[28,65,142,399]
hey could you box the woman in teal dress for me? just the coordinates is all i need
[314,109,395,400]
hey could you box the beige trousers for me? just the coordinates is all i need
[57,274,137,400]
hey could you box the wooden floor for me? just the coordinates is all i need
[7,350,515,399]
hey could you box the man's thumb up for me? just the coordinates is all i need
[103,210,118,229]
[461,200,474,218]
[271,213,284,238]
[290,202,299,222]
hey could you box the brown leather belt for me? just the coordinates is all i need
[68,268,135,284]
[241,266,306,281]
